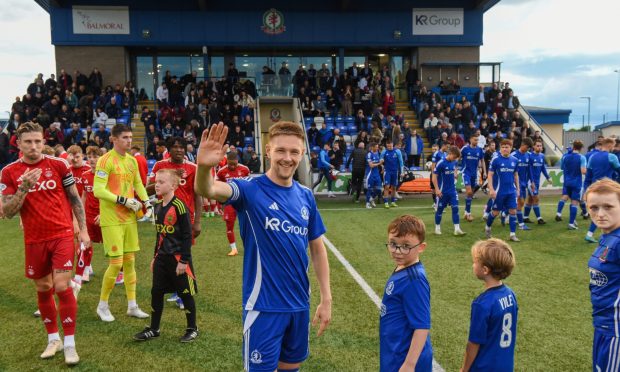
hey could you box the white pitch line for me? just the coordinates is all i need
[319,202,560,212]
[322,235,446,372]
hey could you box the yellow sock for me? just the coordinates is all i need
[100,257,123,302]
[123,253,137,302]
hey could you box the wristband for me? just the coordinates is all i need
[116,196,127,205]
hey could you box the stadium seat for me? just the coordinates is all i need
[314,116,325,126]
[116,117,128,125]
[147,159,156,173]
[327,125,336,132]
[338,124,348,134]
[104,119,117,128]
[304,117,313,126]
[347,124,358,134]
[342,135,352,144]
[121,109,130,116]
[335,118,345,127]
[325,117,334,126]
[311,146,321,154]
[244,136,254,146]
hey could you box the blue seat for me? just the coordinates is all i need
[116,117,128,125]
[325,117,334,125]
[244,136,254,146]
[147,159,157,173]
[312,146,321,154]
[121,109,130,116]
[347,125,358,134]
[337,124,348,134]
[346,144,354,152]
[327,125,336,132]
[304,117,313,126]
[344,116,354,122]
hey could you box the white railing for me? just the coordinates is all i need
[517,106,564,158]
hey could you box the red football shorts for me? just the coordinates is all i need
[25,236,75,279]
[86,221,103,244]
[222,205,237,222]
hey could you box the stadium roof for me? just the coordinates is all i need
[35,0,500,13]
[594,121,620,130]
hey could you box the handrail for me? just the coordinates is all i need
[517,105,564,157]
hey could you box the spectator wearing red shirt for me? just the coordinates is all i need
[448,132,465,149]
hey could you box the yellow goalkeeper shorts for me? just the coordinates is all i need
[101,223,140,257]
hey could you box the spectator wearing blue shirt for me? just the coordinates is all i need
[585,138,620,243]
[486,139,521,242]
[462,238,518,372]
[381,142,404,208]
[555,141,587,229]
[432,146,466,236]
[510,138,533,231]
[380,215,433,372]
[195,122,332,372]
[312,142,336,198]
[523,139,551,225]
[404,128,425,168]
[318,122,332,147]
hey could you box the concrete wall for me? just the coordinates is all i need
[55,46,129,89]
[541,124,564,149]
[417,46,480,87]
[602,126,620,138]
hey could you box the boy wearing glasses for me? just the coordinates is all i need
[380,215,433,372]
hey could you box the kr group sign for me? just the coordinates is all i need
[412,8,464,36]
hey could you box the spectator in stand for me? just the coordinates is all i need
[318,122,333,147]
[438,132,450,148]
[247,151,260,173]
[45,122,64,147]
[94,123,110,147]
[186,143,196,163]
[475,129,486,149]
[355,130,370,148]
[89,68,103,96]
[342,85,354,116]
[241,145,254,165]
[156,82,169,106]
[104,97,120,119]
[497,111,511,133]
[346,142,367,202]
[502,82,513,98]
[227,62,240,85]
[332,128,346,152]
[74,70,88,90]
[84,125,95,145]
[64,122,84,147]
[382,89,395,116]
[448,131,465,149]
[93,107,108,126]
[183,124,197,147]
[302,96,316,118]
[228,125,244,149]
[504,90,520,115]
[278,62,292,95]
[307,122,319,147]
[474,85,488,115]
[424,113,438,144]
[463,120,477,141]
[326,89,339,118]
[513,111,524,128]
[488,82,501,107]
[58,69,72,92]
[493,93,504,116]
[155,141,167,161]
[168,76,183,107]
[146,135,161,160]
[161,122,174,141]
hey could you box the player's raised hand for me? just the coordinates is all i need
[20,168,42,190]
[197,122,229,169]
[312,300,332,337]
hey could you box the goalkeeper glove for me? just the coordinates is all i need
[116,196,143,212]
[143,200,154,221]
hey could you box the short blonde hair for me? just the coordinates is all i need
[67,145,82,155]
[85,146,103,157]
[471,238,515,280]
[268,121,305,141]
[585,178,620,204]
[16,121,43,138]
[155,168,180,187]
[41,145,55,156]
[387,215,426,243]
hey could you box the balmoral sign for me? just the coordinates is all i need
[72,6,130,35]
[412,8,464,36]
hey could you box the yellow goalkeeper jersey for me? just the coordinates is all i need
[93,148,149,227]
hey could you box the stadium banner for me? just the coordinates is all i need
[72,6,130,35]
[412,8,464,35]
[313,168,566,195]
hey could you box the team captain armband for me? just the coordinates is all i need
[62,173,76,188]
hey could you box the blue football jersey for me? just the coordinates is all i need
[432,150,446,165]
[589,228,620,336]
[461,145,485,176]
[510,150,531,187]
[366,151,381,177]
[381,149,401,173]
[380,262,433,372]
[528,152,549,185]
[468,284,518,372]
[561,151,586,188]
[433,159,458,195]
[587,151,620,183]
[227,175,326,312]
[489,155,518,195]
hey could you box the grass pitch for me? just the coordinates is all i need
[0,195,593,371]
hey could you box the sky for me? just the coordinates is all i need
[0,0,619,128]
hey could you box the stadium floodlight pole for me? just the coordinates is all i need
[614,69,620,121]
[580,96,591,131]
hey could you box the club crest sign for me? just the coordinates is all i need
[262,8,286,35]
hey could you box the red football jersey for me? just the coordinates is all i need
[149,159,197,218]
[217,164,250,182]
[71,164,91,195]
[0,156,74,244]
[81,169,100,220]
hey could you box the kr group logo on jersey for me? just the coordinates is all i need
[264,216,308,236]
